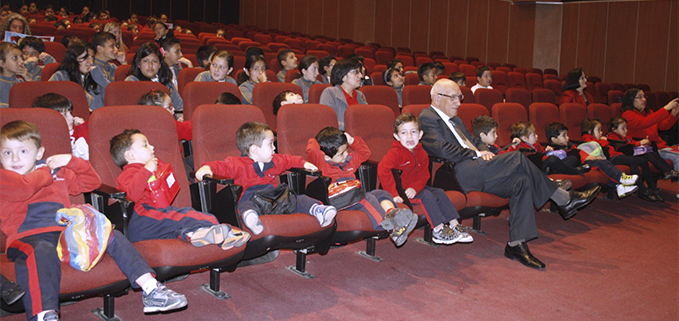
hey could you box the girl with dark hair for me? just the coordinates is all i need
[621,88,679,174]
[49,43,108,110]
[237,54,267,104]
[559,68,593,106]
[125,42,183,112]
[291,55,321,103]
[153,22,174,45]
[319,58,367,130]
[384,67,405,108]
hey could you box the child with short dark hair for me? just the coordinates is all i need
[307,126,418,246]
[319,55,336,84]
[110,128,250,247]
[194,49,236,84]
[384,67,404,108]
[159,37,191,88]
[91,31,125,83]
[471,66,492,94]
[32,93,89,160]
[378,114,473,245]
[276,49,297,83]
[449,71,466,87]
[433,61,445,76]
[138,89,191,141]
[215,92,242,104]
[417,62,436,86]
[18,36,56,81]
[195,122,336,235]
[582,118,660,202]
[272,90,303,115]
[195,45,217,69]
[0,42,30,107]
[291,55,321,102]
[471,115,500,154]
[546,122,639,198]
[237,54,267,104]
[1,121,187,320]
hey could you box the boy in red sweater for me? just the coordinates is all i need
[195,122,336,235]
[1,121,186,321]
[378,114,473,245]
[111,129,250,248]
[306,127,418,246]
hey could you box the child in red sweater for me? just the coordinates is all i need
[111,129,250,248]
[306,127,418,246]
[195,122,336,235]
[378,113,473,245]
[1,121,186,320]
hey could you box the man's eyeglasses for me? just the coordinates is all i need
[437,93,464,101]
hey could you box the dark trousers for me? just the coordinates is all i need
[611,155,656,191]
[586,159,623,186]
[345,189,394,230]
[415,185,460,227]
[239,193,320,216]
[641,151,673,174]
[455,152,558,242]
[543,155,581,175]
[7,230,154,319]
[128,205,219,243]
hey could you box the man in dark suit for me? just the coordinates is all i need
[419,79,600,270]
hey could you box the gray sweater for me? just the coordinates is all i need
[291,77,321,103]
[194,71,237,85]
[319,85,367,130]
[0,74,23,108]
[238,80,256,104]
[49,68,110,111]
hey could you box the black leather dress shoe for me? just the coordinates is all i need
[556,185,602,220]
[662,170,679,180]
[504,242,545,270]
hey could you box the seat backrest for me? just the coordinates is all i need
[114,65,132,82]
[183,82,242,120]
[9,81,90,121]
[587,103,612,133]
[402,85,432,107]
[525,73,543,91]
[443,62,459,75]
[595,82,610,104]
[460,86,474,104]
[459,64,476,77]
[490,70,509,95]
[559,103,588,141]
[496,66,511,73]
[375,50,394,65]
[544,79,562,96]
[508,72,527,89]
[492,103,528,146]
[104,81,169,106]
[177,67,204,95]
[474,88,504,113]
[532,88,556,105]
[513,67,527,74]
[44,41,66,63]
[277,104,339,157]
[88,106,191,206]
[505,88,532,111]
[284,70,301,83]
[394,55,414,66]
[308,83,331,104]
[404,73,420,86]
[251,82,304,132]
[529,102,560,144]
[402,104,430,119]
[655,91,670,107]
[370,71,385,86]
[457,103,489,132]
[544,68,558,76]
[607,90,624,105]
[528,68,543,76]
[609,83,625,92]
[192,104,266,165]
[610,102,622,117]
[415,56,433,66]
[344,104,396,162]
[359,86,400,117]
[0,108,71,157]
[40,63,59,81]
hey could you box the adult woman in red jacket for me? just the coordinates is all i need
[559,68,594,106]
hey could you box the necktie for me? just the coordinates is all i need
[449,119,479,152]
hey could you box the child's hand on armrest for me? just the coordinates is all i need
[303,162,318,172]
[195,165,213,181]
[46,154,72,169]
[511,137,521,146]
[405,187,417,199]
[144,157,158,173]
[344,132,354,145]
[393,196,404,203]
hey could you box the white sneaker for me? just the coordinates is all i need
[310,204,336,227]
[242,210,264,235]
[619,173,638,185]
[616,184,638,198]
[142,282,187,313]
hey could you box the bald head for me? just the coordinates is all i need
[431,79,462,118]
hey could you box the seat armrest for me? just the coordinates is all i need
[391,169,414,210]
[189,174,243,228]
[91,183,126,201]
[85,184,131,235]
[287,167,322,177]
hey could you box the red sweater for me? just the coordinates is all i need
[559,90,594,106]
[622,108,677,149]
[0,157,101,251]
[306,136,370,183]
[378,141,430,198]
[506,141,546,153]
[116,163,159,214]
[176,120,192,141]
[582,134,622,158]
[607,132,641,147]
[202,154,306,199]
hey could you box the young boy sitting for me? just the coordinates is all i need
[272,90,303,116]
[92,31,126,83]
[18,36,56,81]
[471,66,492,94]
[306,127,418,246]
[545,122,639,198]
[377,114,473,245]
[276,49,298,83]
[32,93,89,160]
[471,115,501,154]
[110,129,250,248]
[160,37,192,88]
[195,122,336,235]
[417,62,437,86]
[1,121,186,320]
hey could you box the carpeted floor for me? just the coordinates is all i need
[4,180,678,321]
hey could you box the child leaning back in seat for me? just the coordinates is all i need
[1,121,186,320]
[378,113,473,245]
[195,122,337,235]
[306,126,418,246]
[110,129,250,248]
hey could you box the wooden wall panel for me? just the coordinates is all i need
[466,0,489,60]
[353,0,375,44]
[507,3,534,68]
[252,0,267,29]
[390,1,410,49]
[374,0,393,47]
[322,0,339,40]
[667,0,678,91]
[604,1,637,85]
[279,0,294,34]
[429,0,451,55]
[486,1,510,64]
[307,0,323,37]
[292,0,308,34]
[337,0,355,40]
[266,0,281,31]
[635,1,671,91]
[241,0,255,26]
[409,0,430,53]
[576,2,607,79]
[447,0,469,58]
[559,4,579,75]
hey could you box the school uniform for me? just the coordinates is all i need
[277,69,288,83]
[0,74,23,107]
[238,80,256,104]
[25,53,56,81]
[508,141,582,175]
[391,85,403,108]
[319,85,367,130]
[49,69,108,111]
[582,133,654,191]
[291,77,321,103]
[125,75,184,112]
[194,71,237,85]
[93,57,117,83]
[608,131,673,175]
[470,84,492,94]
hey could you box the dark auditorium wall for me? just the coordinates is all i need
[240,0,677,92]
[560,0,678,92]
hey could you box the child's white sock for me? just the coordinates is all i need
[433,224,444,233]
[141,278,159,295]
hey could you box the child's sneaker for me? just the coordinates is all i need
[142,282,187,313]
[449,224,473,243]
[616,183,639,199]
[432,225,474,245]
[310,204,337,227]
[391,211,418,247]
[619,173,638,185]
[221,227,251,250]
[190,224,227,247]
[242,209,264,235]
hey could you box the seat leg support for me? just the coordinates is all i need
[470,216,488,235]
[286,249,315,279]
[200,268,230,299]
[416,225,440,248]
[357,237,383,262]
[91,294,121,321]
